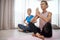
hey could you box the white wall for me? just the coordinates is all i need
[47,0,58,26]
[59,0,60,27]
[14,0,26,27]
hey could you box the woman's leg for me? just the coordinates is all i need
[18,24,28,32]
[41,22,52,37]
[18,24,23,32]
[26,26,32,32]
[29,22,44,40]
[28,22,41,34]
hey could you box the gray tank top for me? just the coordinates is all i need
[39,11,51,30]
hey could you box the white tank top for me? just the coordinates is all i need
[39,11,51,30]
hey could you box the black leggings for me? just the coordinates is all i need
[28,22,52,37]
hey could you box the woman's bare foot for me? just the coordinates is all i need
[32,33,36,37]
[32,33,41,37]
[18,27,23,32]
[36,33,44,40]
[18,29,23,32]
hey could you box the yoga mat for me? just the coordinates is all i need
[8,35,42,40]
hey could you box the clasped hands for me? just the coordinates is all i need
[31,8,41,23]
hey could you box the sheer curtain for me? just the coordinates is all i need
[0,0,15,30]
[14,0,26,27]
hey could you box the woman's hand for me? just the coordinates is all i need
[31,8,40,23]
[36,8,40,17]
[26,24,28,27]
[36,11,40,17]
[24,19,28,27]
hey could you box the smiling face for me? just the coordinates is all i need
[40,1,48,10]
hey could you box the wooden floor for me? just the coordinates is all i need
[0,29,60,40]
